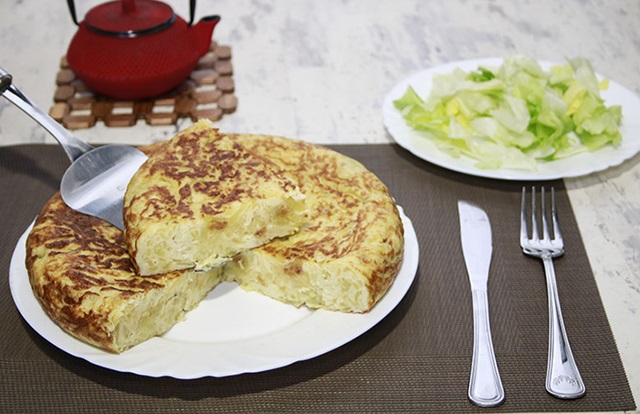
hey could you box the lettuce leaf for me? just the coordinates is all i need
[393,55,622,171]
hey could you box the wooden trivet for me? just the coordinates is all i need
[49,42,238,129]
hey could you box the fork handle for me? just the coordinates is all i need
[542,256,586,399]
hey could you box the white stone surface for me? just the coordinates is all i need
[1,1,640,411]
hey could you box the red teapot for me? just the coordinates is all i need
[65,0,220,99]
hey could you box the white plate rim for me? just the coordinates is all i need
[9,206,419,379]
[382,57,640,181]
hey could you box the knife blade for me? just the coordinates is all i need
[458,201,505,407]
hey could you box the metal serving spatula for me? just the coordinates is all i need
[0,67,147,229]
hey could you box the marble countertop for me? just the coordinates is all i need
[2,1,639,412]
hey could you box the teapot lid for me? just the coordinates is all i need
[85,0,175,37]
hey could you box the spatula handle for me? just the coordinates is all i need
[0,66,93,162]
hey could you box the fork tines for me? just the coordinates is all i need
[520,186,562,248]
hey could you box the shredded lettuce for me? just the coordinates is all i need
[394,56,622,171]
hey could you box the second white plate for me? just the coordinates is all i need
[383,58,640,180]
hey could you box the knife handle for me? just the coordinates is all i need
[469,289,505,407]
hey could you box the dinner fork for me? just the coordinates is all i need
[520,186,586,399]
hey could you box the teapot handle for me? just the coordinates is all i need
[66,0,79,26]
[188,0,196,26]
[66,0,198,27]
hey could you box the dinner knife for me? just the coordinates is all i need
[458,201,505,407]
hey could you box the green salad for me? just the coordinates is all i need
[393,55,622,170]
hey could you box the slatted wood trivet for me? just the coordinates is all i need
[49,42,238,129]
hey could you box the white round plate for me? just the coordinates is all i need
[383,58,640,180]
[9,207,418,379]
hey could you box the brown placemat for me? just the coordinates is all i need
[0,143,635,413]
[48,42,237,130]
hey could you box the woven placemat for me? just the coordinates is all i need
[48,42,237,129]
[0,144,635,413]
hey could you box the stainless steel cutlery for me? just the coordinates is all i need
[459,187,585,407]
[520,186,586,399]
[458,201,505,407]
